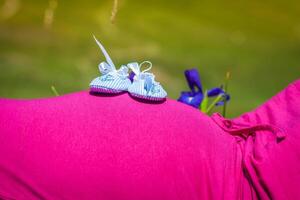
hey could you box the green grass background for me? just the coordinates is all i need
[0,0,299,117]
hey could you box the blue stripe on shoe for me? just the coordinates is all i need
[90,76,131,93]
[128,78,167,100]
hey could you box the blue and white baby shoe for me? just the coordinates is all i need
[127,61,167,101]
[90,36,167,101]
[90,36,131,94]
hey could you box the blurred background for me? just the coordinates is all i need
[0,0,299,117]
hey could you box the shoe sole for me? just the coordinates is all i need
[130,93,166,101]
[90,86,123,94]
[90,86,166,102]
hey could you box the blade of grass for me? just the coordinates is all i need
[51,85,59,96]
[110,0,118,24]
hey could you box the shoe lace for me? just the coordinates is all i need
[94,35,129,79]
[127,61,161,93]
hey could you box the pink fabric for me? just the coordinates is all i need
[0,80,299,200]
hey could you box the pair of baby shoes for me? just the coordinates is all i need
[90,36,167,101]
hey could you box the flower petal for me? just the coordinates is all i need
[184,69,203,94]
[207,87,224,97]
[178,91,203,108]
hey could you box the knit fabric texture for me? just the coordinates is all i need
[0,80,299,200]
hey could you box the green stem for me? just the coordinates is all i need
[222,71,230,117]
[200,90,208,113]
[205,94,223,115]
[222,98,227,117]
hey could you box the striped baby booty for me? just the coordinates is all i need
[127,61,167,101]
[90,36,131,94]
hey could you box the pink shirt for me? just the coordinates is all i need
[0,80,299,200]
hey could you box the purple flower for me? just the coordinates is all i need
[178,68,230,108]
[178,91,204,108]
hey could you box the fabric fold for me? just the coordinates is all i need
[211,79,300,200]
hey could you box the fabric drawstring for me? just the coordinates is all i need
[211,113,287,199]
[211,113,286,141]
